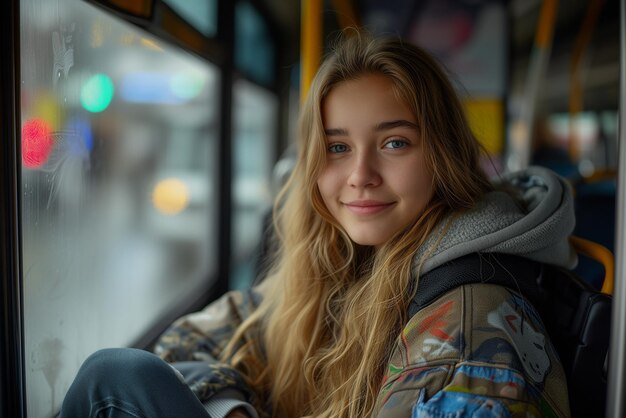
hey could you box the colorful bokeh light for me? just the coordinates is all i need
[66,117,94,155]
[33,93,64,130]
[152,178,190,215]
[80,73,114,113]
[22,118,53,168]
[121,73,182,104]
[170,73,205,100]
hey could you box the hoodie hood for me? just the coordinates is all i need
[415,166,578,275]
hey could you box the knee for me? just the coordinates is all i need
[62,348,178,417]
[77,348,166,383]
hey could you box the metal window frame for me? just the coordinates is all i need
[86,0,225,64]
[0,0,26,417]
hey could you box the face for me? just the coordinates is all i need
[317,74,434,247]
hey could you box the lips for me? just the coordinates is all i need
[343,200,396,215]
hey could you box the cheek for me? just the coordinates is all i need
[314,172,342,223]
[401,164,435,206]
[316,168,338,205]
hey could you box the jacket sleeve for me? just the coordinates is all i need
[154,288,263,415]
[373,284,571,418]
[155,288,261,362]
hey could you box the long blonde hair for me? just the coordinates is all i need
[223,33,492,417]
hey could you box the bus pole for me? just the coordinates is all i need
[607,0,626,416]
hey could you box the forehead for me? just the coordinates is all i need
[321,74,415,128]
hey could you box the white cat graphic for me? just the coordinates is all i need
[487,301,551,384]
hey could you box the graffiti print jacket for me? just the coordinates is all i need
[374,280,570,417]
[154,166,575,417]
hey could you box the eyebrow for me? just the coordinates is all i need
[324,127,349,137]
[375,120,419,132]
[324,120,418,137]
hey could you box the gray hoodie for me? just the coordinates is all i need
[415,165,578,275]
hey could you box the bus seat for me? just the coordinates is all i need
[538,260,611,418]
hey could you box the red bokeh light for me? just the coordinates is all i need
[22,118,53,168]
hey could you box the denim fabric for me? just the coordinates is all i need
[60,348,211,418]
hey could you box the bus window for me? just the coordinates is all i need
[20,0,219,415]
[230,0,280,289]
[162,0,218,38]
[231,79,279,290]
[235,0,276,87]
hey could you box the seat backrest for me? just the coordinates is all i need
[537,264,611,418]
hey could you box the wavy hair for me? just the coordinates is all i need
[223,32,492,417]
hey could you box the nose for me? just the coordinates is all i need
[348,152,382,188]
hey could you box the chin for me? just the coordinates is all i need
[349,234,389,248]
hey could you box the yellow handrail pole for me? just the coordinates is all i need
[507,0,558,172]
[535,0,559,48]
[570,235,615,295]
[300,0,323,103]
[568,0,606,162]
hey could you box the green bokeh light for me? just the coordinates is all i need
[170,73,205,100]
[80,74,114,113]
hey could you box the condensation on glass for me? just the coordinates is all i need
[20,0,219,416]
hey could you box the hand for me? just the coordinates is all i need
[226,408,251,418]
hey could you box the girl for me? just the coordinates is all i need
[61,33,574,418]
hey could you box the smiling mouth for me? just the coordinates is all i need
[343,201,395,215]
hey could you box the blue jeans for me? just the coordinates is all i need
[60,348,211,418]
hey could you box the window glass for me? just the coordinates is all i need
[163,0,218,37]
[231,79,278,289]
[542,111,618,177]
[20,0,219,416]
[235,1,275,86]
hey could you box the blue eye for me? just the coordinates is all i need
[384,139,408,149]
[328,143,349,153]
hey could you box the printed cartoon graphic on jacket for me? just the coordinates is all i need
[400,299,461,364]
[487,297,552,384]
